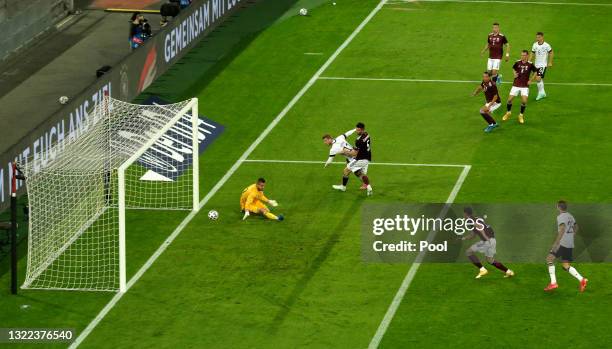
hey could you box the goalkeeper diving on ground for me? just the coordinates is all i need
[240,177,284,221]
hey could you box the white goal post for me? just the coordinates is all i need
[21,96,200,292]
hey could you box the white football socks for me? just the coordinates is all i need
[537,80,545,94]
[548,264,557,284]
[568,266,584,281]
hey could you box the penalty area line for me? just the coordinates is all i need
[318,76,612,87]
[367,164,471,349]
[242,159,469,168]
[69,1,389,348]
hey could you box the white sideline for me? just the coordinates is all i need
[242,159,467,168]
[368,164,471,349]
[319,76,612,87]
[68,1,389,348]
[387,0,612,6]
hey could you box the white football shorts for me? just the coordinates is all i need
[469,238,497,258]
[487,58,501,71]
[347,159,369,175]
[484,102,501,113]
[509,86,529,97]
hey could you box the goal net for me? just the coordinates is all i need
[21,96,199,292]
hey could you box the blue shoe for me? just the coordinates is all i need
[277,214,284,221]
[491,123,499,129]
[484,124,496,133]
[496,74,503,84]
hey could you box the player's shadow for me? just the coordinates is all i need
[267,196,363,334]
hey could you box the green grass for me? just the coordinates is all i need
[2,0,612,348]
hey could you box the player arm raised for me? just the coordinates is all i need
[343,128,356,138]
[550,223,566,253]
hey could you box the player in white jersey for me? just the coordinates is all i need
[544,201,588,293]
[529,32,554,101]
[322,129,357,192]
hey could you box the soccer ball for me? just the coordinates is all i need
[299,8,308,16]
[208,210,219,220]
[59,96,69,104]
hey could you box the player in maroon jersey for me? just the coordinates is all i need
[480,23,510,84]
[354,122,372,196]
[461,207,514,279]
[472,71,501,133]
[502,50,537,124]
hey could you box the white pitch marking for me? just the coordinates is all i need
[69,1,390,348]
[368,164,471,349]
[242,159,468,168]
[383,6,421,10]
[388,0,612,7]
[319,76,612,87]
[304,52,324,55]
[321,76,480,84]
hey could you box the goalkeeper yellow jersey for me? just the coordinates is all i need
[240,184,269,211]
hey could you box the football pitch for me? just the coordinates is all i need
[2,0,612,347]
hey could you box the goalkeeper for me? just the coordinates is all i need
[240,178,284,221]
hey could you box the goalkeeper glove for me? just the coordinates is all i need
[269,200,278,207]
